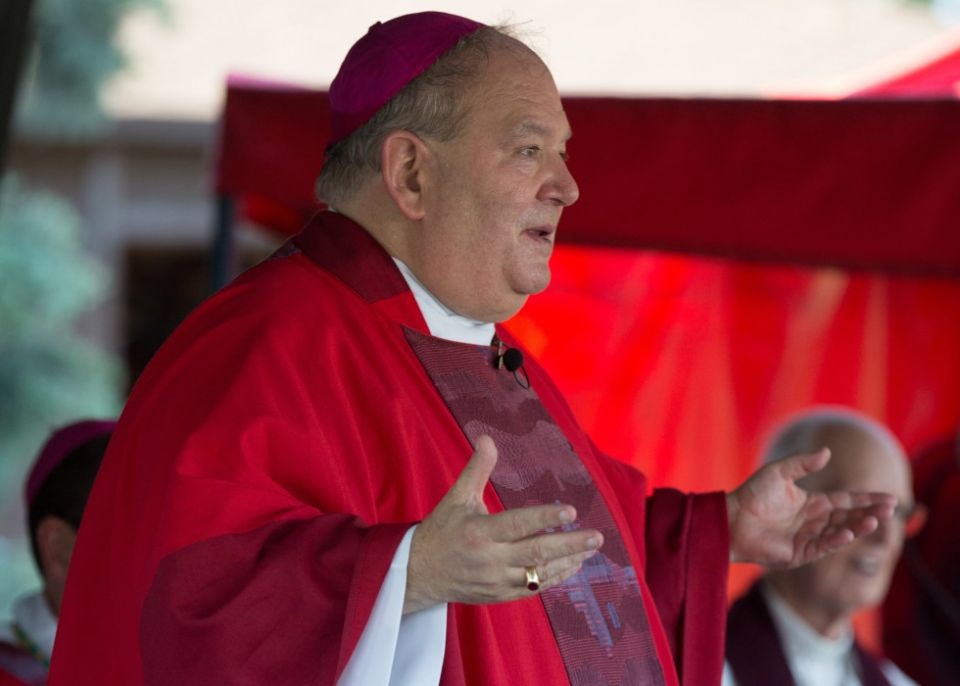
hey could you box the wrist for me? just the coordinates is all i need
[403,525,439,615]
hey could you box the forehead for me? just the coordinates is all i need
[818,427,912,498]
[461,49,571,140]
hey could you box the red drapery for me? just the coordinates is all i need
[509,250,960,492]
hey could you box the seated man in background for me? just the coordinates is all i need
[724,407,923,686]
[0,420,115,686]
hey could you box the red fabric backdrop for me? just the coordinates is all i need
[213,57,960,651]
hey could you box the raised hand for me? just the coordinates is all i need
[404,435,603,614]
[727,448,897,567]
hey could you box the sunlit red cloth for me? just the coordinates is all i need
[508,248,960,493]
[854,44,960,97]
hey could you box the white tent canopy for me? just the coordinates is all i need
[104,0,956,121]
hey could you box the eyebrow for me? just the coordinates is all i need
[507,120,573,144]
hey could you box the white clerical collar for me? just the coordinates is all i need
[11,590,57,664]
[393,258,496,346]
[762,581,854,661]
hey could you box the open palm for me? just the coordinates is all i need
[728,448,896,567]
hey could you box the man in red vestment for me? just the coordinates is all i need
[50,12,895,686]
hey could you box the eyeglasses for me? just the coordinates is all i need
[891,502,927,538]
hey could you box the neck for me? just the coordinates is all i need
[393,257,495,344]
[334,198,486,321]
[335,189,412,261]
[765,574,852,640]
[42,584,60,618]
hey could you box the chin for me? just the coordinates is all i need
[498,296,531,322]
[517,269,552,296]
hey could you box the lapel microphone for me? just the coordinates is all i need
[495,339,530,389]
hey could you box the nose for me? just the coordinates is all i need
[540,154,580,208]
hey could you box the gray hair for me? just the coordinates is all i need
[316,25,528,207]
[762,405,904,469]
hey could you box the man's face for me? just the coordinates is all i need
[412,48,579,323]
[788,429,914,617]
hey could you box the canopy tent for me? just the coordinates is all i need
[854,40,960,96]
[213,73,960,443]
[212,49,960,649]
[216,83,960,275]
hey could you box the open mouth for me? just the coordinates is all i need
[524,226,555,243]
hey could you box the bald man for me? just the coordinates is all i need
[724,407,921,686]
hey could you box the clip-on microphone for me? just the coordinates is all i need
[496,339,530,389]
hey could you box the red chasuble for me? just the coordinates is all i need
[49,212,729,686]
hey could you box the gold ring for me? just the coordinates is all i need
[524,566,540,592]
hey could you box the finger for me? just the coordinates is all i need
[812,513,881,559]
[486,503,578,543]
[826,506,882,535]
[445,435,498,508]
[847,515,880,538]
[507,529,603,566]
[523,549,600,593]
[825,490,897,513]
[776,447,831,482]
[806,527,855,557]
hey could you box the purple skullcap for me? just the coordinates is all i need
[25,419,117,506]
[327,11,485,147]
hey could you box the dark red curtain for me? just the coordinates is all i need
[215,83,960,276]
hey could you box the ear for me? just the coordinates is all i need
[381,130,431,220]
[36,515,77,586]
[905,502,928,538]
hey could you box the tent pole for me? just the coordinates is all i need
[211,194,236,291]
[0,0,35,181]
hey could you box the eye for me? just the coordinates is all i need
[518,145,541,158]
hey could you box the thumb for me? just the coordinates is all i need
[777,447,831,482]
[446,434,498,509]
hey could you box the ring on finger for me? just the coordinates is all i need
[524,566,540,592]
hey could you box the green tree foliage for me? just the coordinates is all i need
[1,0,165,610]
[0,177,123,479]
[16,0,165,137]
[0,176,124,607]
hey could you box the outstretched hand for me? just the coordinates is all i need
[727,448,897,567]
[405,435,603,614]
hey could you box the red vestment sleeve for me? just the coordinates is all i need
[140,514,410,684]
[645,487,729,685]
[49,259,427,685]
